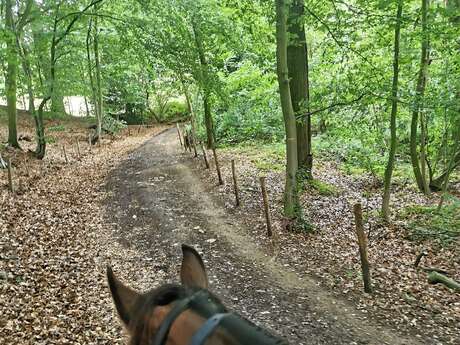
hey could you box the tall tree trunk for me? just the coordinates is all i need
[287,0,312,178]
[181,77,198,157]
[276,0,300,219]
[192,21,214,149]
[5,0,20,148]
[51,92,66,117]
[410,0,430,194]
[18,33,40,149]
[93,5,103,141]
[382,0,403,221]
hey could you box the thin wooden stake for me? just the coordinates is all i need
[24,158,30,177]
[176,123,183,147]
[212,147,223,185]
[76,140,81,159]
[201,143,210,169]
[88,134,92,153]
[353,203,372,293]
[231,160,240,206]
[7,158,14,193]
[62,145,69,164]
[260,176,272,237]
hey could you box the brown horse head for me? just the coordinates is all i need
[108,245,285,345]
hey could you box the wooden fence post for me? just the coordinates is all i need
[231,160,240,206]
[353,203,372,293]
[260,176,272,237]
[76,140,81,159]
[212,147,223,185]
[176,123,183,147]
[7,158,14,193]
[62,145,69,164]
[201,143,210,169]
[24,158,30,177]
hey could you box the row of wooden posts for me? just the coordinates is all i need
[4,125,150,195]
[175,123,372,293]
[176,124,274,237]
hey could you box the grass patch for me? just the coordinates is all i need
[306,178,340,197]
[221,142,285,172]
[402,196,460,245]
[48,125,66,132]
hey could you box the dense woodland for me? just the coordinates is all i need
[0,0,459,343]
[1,0,459,221]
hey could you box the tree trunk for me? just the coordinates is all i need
[93,5,103,141]
[181,77,198,157]
[5,0,20,148]
[276,0,299,219]
[203,92,214,149]
[17,30,41,151]
[410,0,430,194]
[381,0,403,221]
[192,21,214,149]
[287,0,312,178]
[51,92,66,117]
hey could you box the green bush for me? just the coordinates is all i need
[402,196,460,245]
[163,100,188,121]
[48,125,66,132]
[214,61,284,144]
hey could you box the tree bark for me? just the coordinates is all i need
[276,0,299,219]
[5,0,20,148]
[410,0,430,194]
[181,77,198,157]
[192,21,215,149]
[287,0,312,178]
[93,4,103,142]
[381,0,403,221]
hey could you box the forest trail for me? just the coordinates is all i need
[105,128,420,345]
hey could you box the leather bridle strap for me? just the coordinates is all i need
[150,291,204,345]
[189,313,229,345]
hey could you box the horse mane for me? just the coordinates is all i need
[128,284,227,345]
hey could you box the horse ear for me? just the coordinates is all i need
[107,266,142,326]
[180,245,209,289]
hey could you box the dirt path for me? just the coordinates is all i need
[105,128,421,345]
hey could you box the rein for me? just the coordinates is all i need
[150,290,287,345]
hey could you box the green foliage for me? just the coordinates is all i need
[45,136,57,144]
[306,179,340,197]
[402,196,460,245]
[214,62,284,144]
[103,115,127,134]
[162,100,189,121]
[48,125,66,132]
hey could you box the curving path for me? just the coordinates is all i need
[105,128,420,345]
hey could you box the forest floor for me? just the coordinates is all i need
[0,118,458,344]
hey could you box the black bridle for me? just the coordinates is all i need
[150,290,287,345]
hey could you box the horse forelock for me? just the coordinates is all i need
[127,284,226,345]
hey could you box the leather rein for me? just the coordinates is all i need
[150,290,287,345]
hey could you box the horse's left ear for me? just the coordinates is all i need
[180,245,209,289]
[107,266,143,327]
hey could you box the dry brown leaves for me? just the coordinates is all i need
[0,124,168,345]
[195,147,460,344]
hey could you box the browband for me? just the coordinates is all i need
[151,290,205,345]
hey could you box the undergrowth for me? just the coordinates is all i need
[402,195,460,245]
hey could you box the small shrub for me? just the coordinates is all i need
[48,125,66,132]
[307,179,340,197]
[402,196,460,245]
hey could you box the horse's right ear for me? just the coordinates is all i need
[180,245,209,289]
[107,266,142,327]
